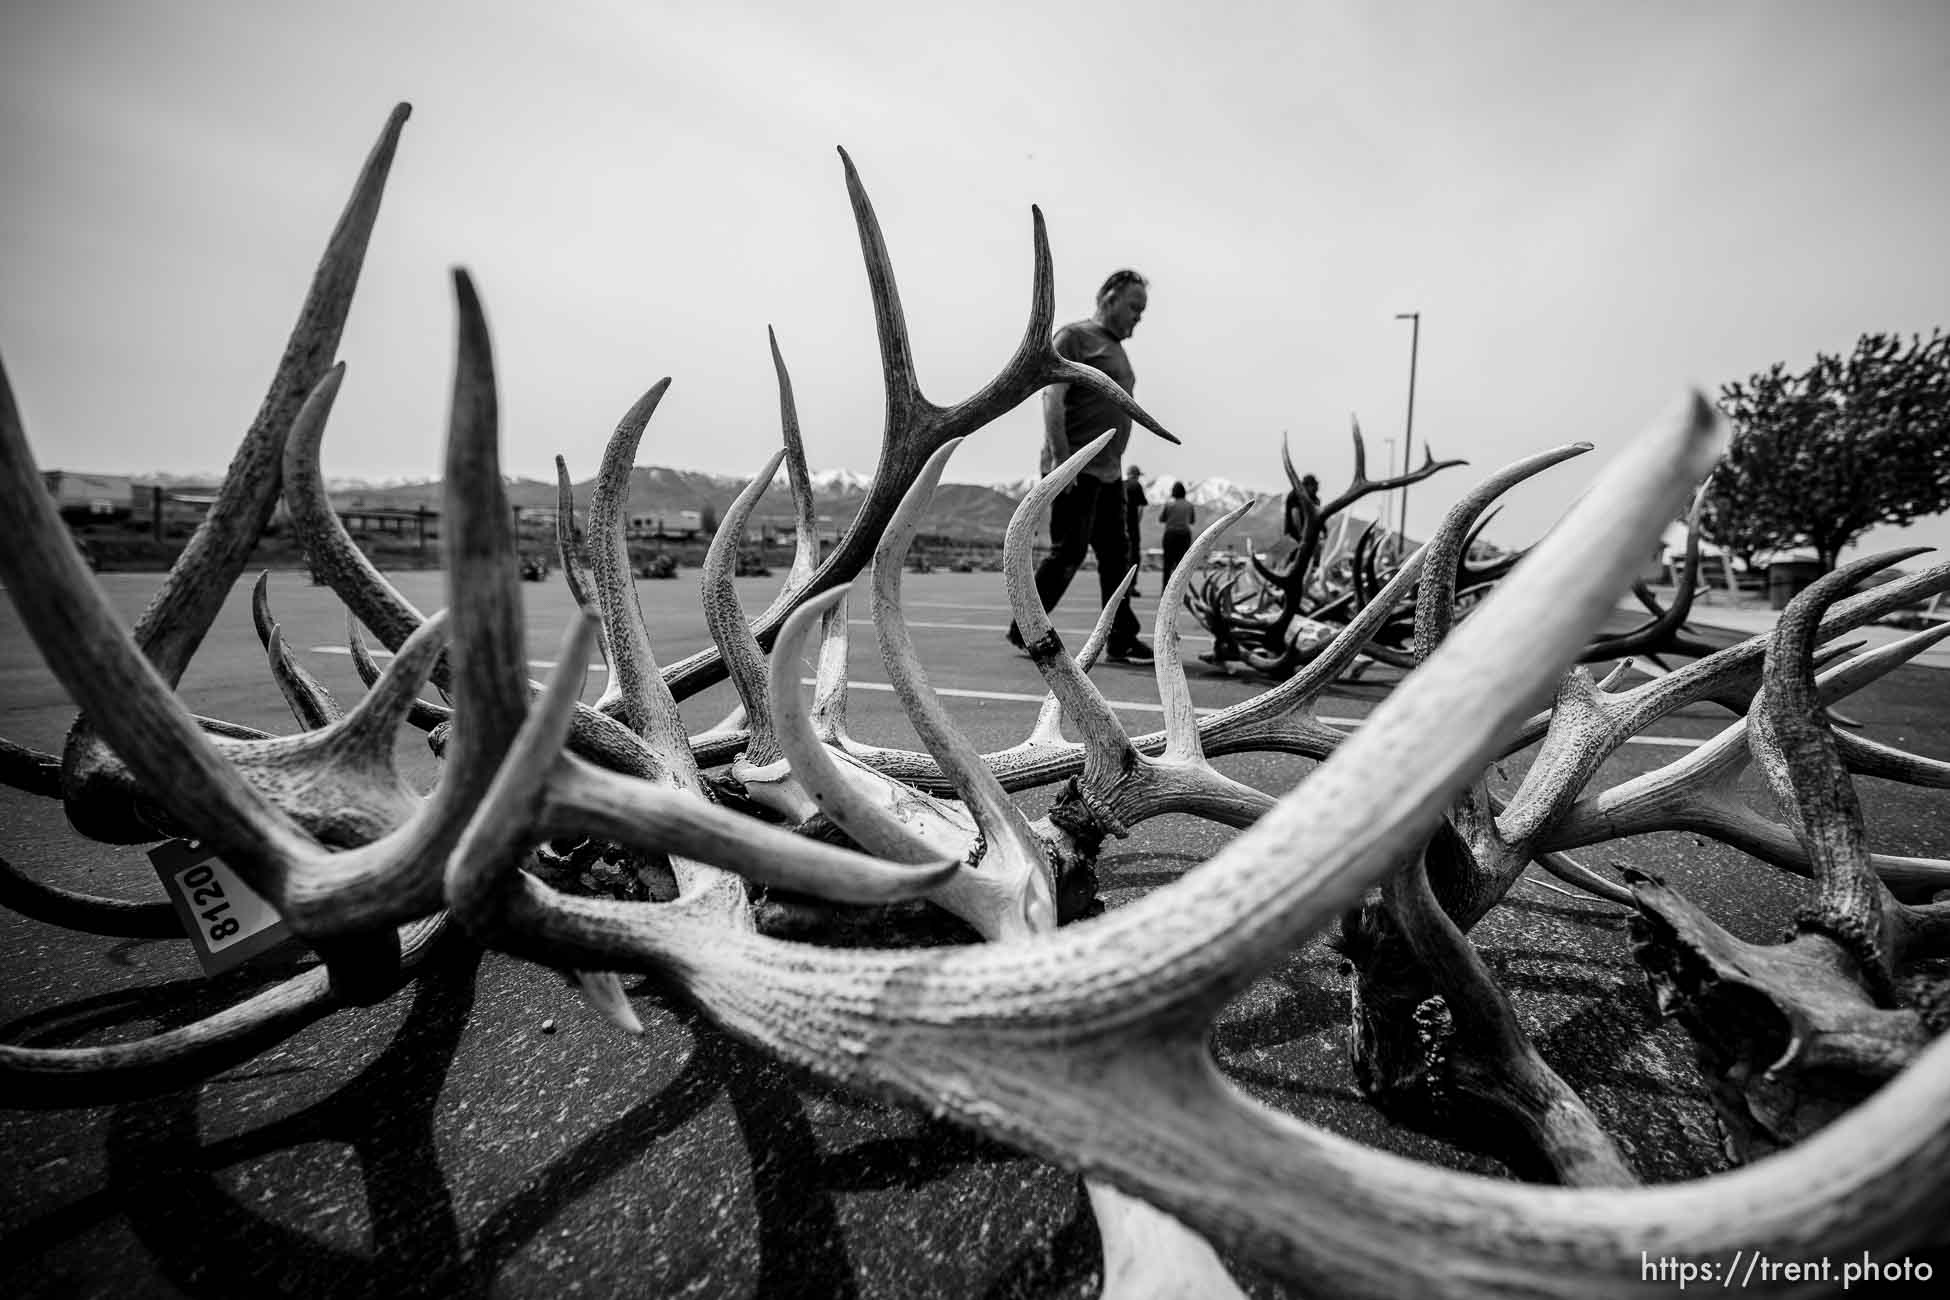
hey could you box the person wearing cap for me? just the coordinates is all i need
[1006,268,1154,663]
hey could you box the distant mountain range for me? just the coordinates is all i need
[115,465,1405,556]
[308,467,1293,547]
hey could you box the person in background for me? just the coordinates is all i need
[1005,268,1155,663]
[1158,481,1196,582]
[1123,465,1149,596]
[1285,472,1322,542]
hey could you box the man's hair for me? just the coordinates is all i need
[1171,481,1188,498]
[1096,268,1148,305]
[1126,465,1143,477]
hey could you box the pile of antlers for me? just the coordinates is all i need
[5,105,1950,1297]
[1187,430,1725,684]
[1185,426,1464,679]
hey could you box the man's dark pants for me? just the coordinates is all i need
[1014,475,1141,648]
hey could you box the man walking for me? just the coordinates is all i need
[1123,465,1149,597]
[1006,268,1153,662]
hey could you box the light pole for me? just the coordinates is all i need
[1381,435,1398,562]
[1394,311,1420,542]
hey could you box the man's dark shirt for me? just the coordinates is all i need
[1044,319,1135,482]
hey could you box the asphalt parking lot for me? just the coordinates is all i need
[2,567,1946,1297]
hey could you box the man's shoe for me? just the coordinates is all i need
[1106,639,1154,664]
[1005,625,1027,652]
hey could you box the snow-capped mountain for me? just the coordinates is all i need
[323,474,440,493]
[808,467,874,493]
[1165,476,1263,512]
[947,472,1280,509]
[980,474,1043,499]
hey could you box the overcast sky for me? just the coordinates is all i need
[4,0,1946,555]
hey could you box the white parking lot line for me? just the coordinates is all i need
[307,645,1704,747]
[854,617,1217,644]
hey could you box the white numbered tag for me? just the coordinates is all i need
[147,840,294,975]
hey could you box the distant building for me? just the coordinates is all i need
[42,471,132,519]
[625,510,703,539]
[128,482,222,528]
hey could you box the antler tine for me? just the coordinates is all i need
[810,589,854,746]
[1413,443,1594,661]
[1345,521,1379,610]
[586,384,680,761]
[876,439,1057,935]
[769,589,968,863]
[553,456,591,603]
[1804,606,1950,706]
[435,272,529,766]
[1282,429,1309,497]
[347,611,450,733]
[1833,720,1950,789]
[264,625,342,731]
[1584,480,1710,661]
[703,449,791,766]
[445,393,1878,1300]
[0,852,180,937]
[137,104,409,687]
[1532,850,1637,906]
[330,609,452,758]
[838,147,926,428]
[1456,504,1502,566]
[1025,567,1133,747]
[1003,430,1138,763]
[1414,444,1470,481]
[1592,658,1638,692]
[1156,503,1253,761]
[552,455,625,719]
[254,573,344,729]
[283,362,435,652]
[1249,546,1292,589]
[760,327,822,605]
[0,738,63,799]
